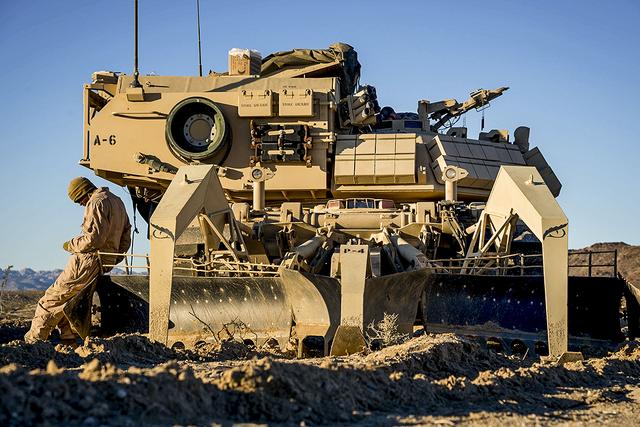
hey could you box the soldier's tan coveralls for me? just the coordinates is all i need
[25,187,131,342]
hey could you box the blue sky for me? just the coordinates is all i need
[0,0,638,270]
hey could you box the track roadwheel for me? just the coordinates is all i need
[166,97,229,162]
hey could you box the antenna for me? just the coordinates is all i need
[131,0,141,88]
[196,0,203,77]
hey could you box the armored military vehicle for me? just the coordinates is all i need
[68,37,638,360]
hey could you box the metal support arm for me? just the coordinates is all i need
[483,166,576,360]
[148,165,235,344]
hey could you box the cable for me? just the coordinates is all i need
[441,116,461,131]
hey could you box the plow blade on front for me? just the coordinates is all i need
[96,275,292,348]
[87,269,637,357]
[422,274,634,355]
[92,268,426,355]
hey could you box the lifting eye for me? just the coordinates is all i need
[165,97,229,161]
[251,168,263,181]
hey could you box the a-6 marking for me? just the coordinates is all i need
[94,134,117,145]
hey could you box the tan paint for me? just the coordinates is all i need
[78,44,580,357]
[484,166,569,358]
[148,165,237,344]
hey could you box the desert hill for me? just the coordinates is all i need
[571,242,639,286]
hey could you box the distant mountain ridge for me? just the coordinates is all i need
[1,267,136,291]
[1,242,638,291]
[2,268,63,291]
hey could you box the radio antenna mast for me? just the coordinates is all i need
[131,0,141,87]
[196,0,203,77]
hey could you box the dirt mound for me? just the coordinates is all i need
[79,334,280,365]
[0,334,177,370]
[0,320,30,344]
[359,333,517,379]
[75,334,180,367]
[0,340,82,369]
[0,331,267,371]
[189,338,289,362]
[0,358,252,426]
[214,337,640,423]
[2,334,638,426]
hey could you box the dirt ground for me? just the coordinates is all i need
[1,290,639,426]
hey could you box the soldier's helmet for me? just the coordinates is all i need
[67,177,97,203]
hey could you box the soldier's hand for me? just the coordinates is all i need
[63,241,71,252]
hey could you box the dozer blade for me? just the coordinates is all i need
[96,275,292,348]
[422,273,628,356]
[279,270,341,356]
[364,271,428,337]
[97,271,344,352]
[330,325,367,355]
[328,270,427,356]
[94,267,428,356]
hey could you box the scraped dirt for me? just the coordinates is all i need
[0,290,41,343]
[1,291,639,426]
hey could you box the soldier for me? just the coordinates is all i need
[24,177,131,345]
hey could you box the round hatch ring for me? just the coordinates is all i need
[166,97,229,161]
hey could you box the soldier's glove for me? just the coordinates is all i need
[63,241,72,253]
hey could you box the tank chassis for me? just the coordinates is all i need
[72,44,636,360]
